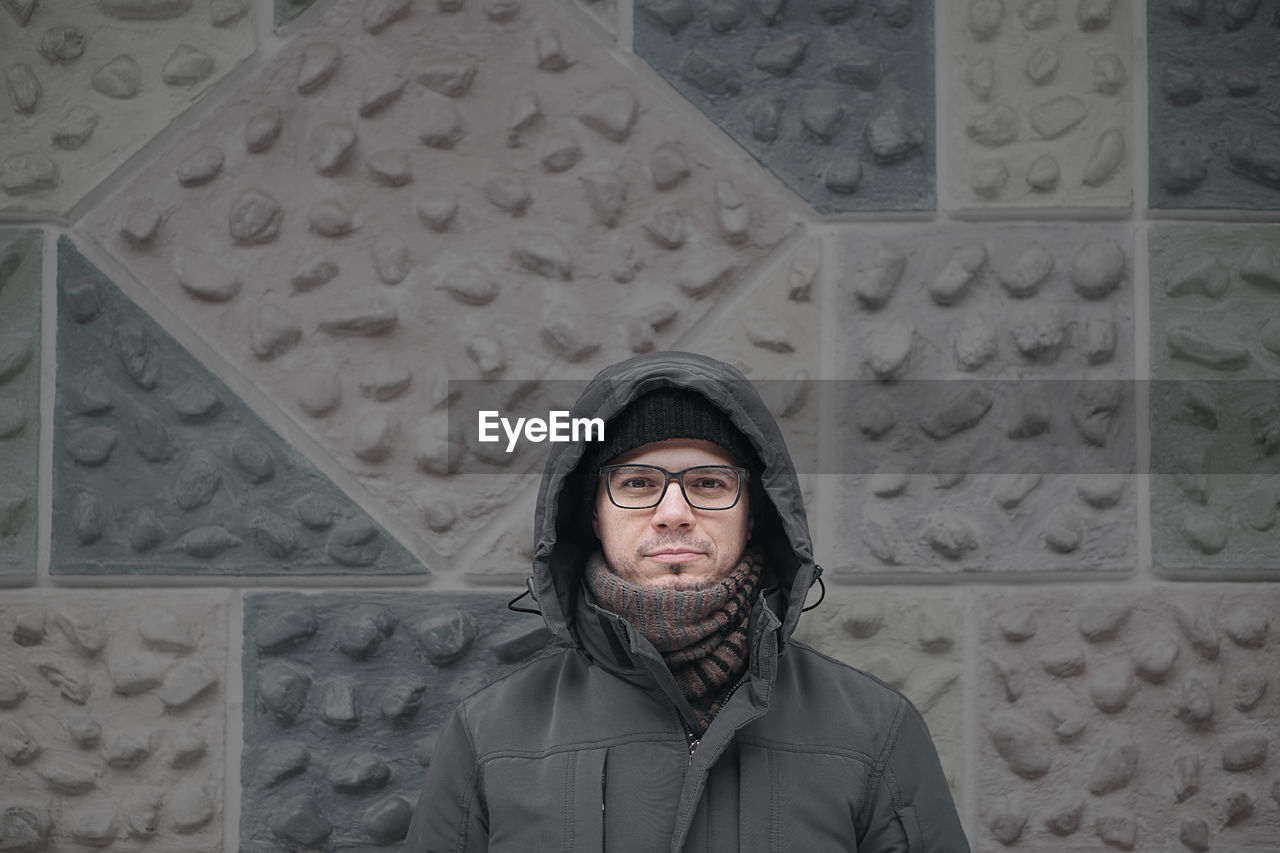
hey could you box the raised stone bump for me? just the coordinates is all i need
[364,795,414,844]
[484,173,532,215]
[967,104,1018,147]
[534,29,571,71]
[1077,0,1113,30]
[1043,797,1084,836]
[418,62,476,98]
[929,243,986,305]
[363,0,411,33]
[1026,154,1060,190]
[52,105,101,150]
[1093,53,1126,95]
[1,153,60,194]
[1221,732,1268,771]
[270,795,332,848]
[259,660,312,725]
[358,74,407,117]
[970,159,1007,198]
[864,94,925,163]
[161,44,215,86]
[577,87,639,142]
[1082,129,1125,187]
[415,196,458,232]
[853,246,906,309]
[969,0,1004,40]
[988,709,1051,778]
[5,64,40,113]
[297,43,341,94]
[1089,658,1135,712]
[92,54,143,99]
[1024,47,1059,86]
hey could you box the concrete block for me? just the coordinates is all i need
[1148,1,1280,210]
[0,229,40,581]
[948,0,1132,210]
[832,224,1136,575]
[0,591,227,851]
[0,0,254,216]
[977,587,1280,851]
[792,586,965,805]
[79,0,795,574]
[1150,223,1280,574]
[634,0,936,213]
[51,236,425,576]
[241,591,551,850]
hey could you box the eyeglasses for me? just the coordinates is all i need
[599,464,749,510]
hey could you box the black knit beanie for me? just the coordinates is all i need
[587,388,760,479]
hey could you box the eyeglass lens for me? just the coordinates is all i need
[606,465,741,509]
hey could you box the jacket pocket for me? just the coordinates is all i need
[894,804,924,853]
[569,747,608,853]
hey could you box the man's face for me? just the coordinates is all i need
[592,438,753,590]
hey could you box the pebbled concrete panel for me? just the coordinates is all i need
[948,0,1132,209]
[0,0,254,217]
[832,224,1136,575]
[241,591,551,851]
[1148,0,1280,210]
[976,587,1280,852]
[52,236,425,576]
[0,229,40,581]
[792,586,965,804]
[0,591,228,851]
[634,0,936,214]
[1149,224,1280,574]
[79,0,796,574]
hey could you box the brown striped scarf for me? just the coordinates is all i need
[585,547,763,734]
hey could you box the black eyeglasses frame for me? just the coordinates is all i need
[598,463,750,511]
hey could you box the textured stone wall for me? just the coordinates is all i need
[2,0,1279,850]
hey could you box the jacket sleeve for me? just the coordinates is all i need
[404,703,488,853]
[859,698,970,853]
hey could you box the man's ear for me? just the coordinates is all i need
[591,500,600,539]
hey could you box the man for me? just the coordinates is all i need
[407,351,969,851]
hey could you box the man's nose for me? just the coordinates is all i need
[651,478,695,528]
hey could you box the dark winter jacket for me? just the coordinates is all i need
[406,352,970,852]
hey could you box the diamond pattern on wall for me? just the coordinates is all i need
[52,237,426,576]
[634,0,936,213]
[78,0,796,573]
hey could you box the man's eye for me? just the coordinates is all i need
[691,478,728,490]
[621,477,659,490]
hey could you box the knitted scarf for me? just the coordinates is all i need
[585,547,763,734]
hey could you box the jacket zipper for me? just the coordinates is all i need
[685,674,749,765]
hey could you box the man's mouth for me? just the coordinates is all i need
[645,549,705,563]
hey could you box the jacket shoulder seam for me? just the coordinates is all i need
[859,694,908,835]
[455,702,483,853]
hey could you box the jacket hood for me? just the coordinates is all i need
[529,351,819,653]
